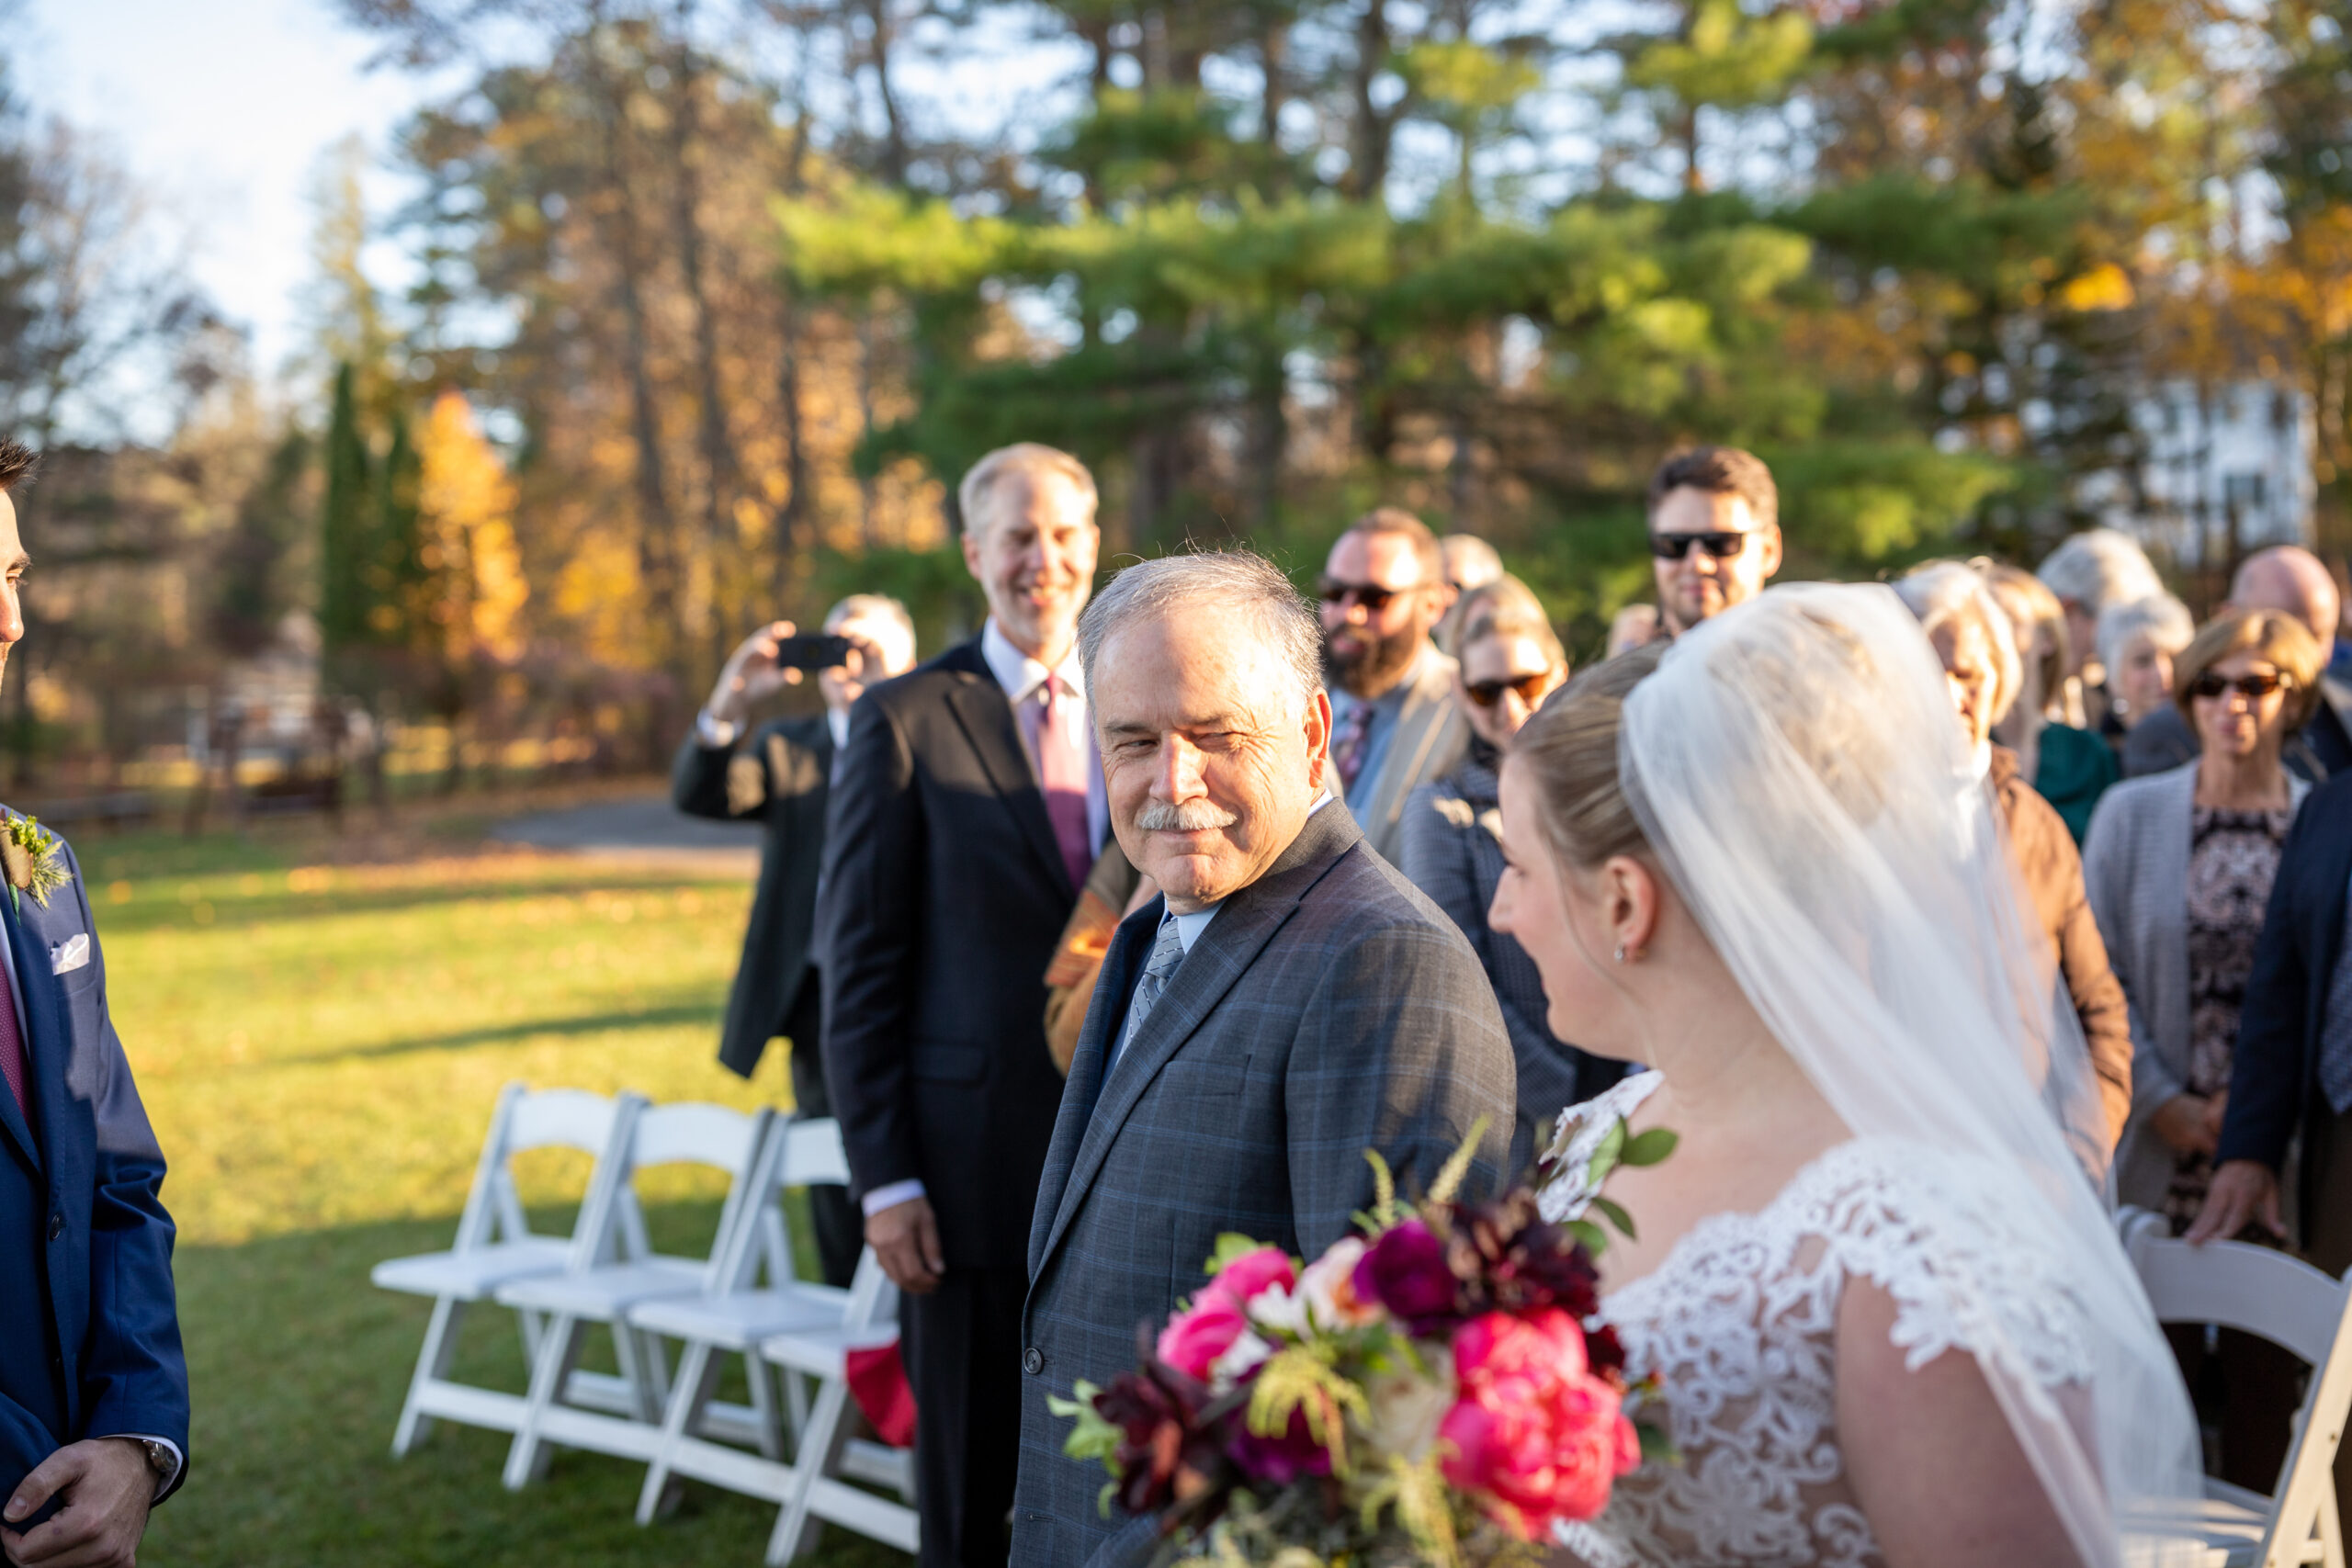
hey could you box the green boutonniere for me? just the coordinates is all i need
[0,815,69,912]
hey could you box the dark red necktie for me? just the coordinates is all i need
[0,952,24,1119]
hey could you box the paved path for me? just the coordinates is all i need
[490,794,761,875]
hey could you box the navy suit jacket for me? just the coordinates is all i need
[0,830,187,1513]
[2218,772,2352,1226]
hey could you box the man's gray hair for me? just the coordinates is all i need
[2036,527,2163,614]
[2095,592,2195,678]
[956,443,1098,538]
[1077,550,1324,716]
[825,592,916,647]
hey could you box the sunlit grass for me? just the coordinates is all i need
[51,812,888,1567]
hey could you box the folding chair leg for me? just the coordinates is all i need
[614,1325,672,1425]
[2321,1473,2345,1568]
[516,1304,548,1363]
[768,1376,858,1565]
[782,1359,808,1450]
[391,1296,466,1458]
[745,1350,785,1461]
[503,1312,584,1490]
[636,1340,722,1525]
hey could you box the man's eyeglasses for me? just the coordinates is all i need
[1465,671,1558,709]
[1319,579,1399,612]
[1648,532,1751,561]
[2185,671,2292,701]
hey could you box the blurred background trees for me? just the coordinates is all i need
[5,0,2350,796]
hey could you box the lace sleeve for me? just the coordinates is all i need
[1808,1143,2099,1395]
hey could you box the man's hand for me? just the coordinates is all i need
[4,1438,154,1568]
[704,621,802,726]
[2187,1160,2284,1246]
[866,1194,944,1295]
[2150,1093,2218,1157]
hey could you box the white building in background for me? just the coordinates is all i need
[2098,378,2316,566]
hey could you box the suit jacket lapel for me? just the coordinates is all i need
[0,888,45,1171]
[940,642,1077,902]
[1035,806,1364,1275]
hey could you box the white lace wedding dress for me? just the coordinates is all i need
[1539,1072,2101,1568]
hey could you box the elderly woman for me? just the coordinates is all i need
[2085,609,2324,1487]
[2100,594,2196,729]
[1895,562,2133,1167]
[1982,562,2118,843]
[1400,577,1618,1157]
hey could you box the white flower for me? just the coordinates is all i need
[1246,1282,1310,1337]
[1297,1236,1377,1330]
[1364,1360,1455,1462]
[1208,1328,1273,1394]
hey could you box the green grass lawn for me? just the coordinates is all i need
[59,805,904,1568]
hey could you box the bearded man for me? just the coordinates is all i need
[1012,549,1514,1568]
[1317,508,1468,862]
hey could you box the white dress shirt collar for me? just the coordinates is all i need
[981,617,1086,705]
[827,705,850,751]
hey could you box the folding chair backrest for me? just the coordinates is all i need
[2119,1205,2352,1553]
[779,1119,851,1190]
[602,1101,779,1288]
[2120,1208,2351,1364]
[453,1083,634,1253]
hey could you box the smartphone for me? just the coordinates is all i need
[772,633,857,671]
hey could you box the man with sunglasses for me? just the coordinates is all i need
[1317,508,1469,863]
[1645,446,1783,637]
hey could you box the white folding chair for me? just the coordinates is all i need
[496,1101,781,1489]
[759,1249,914,1563]
[2119,1206,2352,1568]
[370,1084,647,1454]
[627,1116,863,1523]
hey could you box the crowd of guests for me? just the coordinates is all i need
[673,436,2352,1566]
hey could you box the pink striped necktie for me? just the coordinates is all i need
[0,949,25,1121]
[1037,675,1094,895]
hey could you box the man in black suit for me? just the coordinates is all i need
[820,443,1107,1568]
[0,443,188,1568]
[675,593,916,1288]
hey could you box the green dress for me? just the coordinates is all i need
[2031,723,2119,846]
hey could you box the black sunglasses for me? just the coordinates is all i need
[1319,579,1399,612]
[1648,531,1751,561]
[2186,671,2291,701]
[1465,671,1557,709]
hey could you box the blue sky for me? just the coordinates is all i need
[19,0,436,389]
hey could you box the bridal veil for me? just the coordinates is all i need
[1618,582,2201,1567]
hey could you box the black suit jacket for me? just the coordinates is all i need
[819,638,1091,1269]
[2218,772,2352,1224]
[673,713,832,1077]
[1012,804,1516,1568]
[0,831,187,1513]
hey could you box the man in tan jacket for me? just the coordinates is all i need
[1317,508,1468,863]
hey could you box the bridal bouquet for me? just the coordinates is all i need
[1050,1127,1669,1567]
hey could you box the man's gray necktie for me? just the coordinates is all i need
[2319,916,2352,1114]
[1111,917,1187,1075]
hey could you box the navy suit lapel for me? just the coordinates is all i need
[1033,807,1363,1277]
[0,889,45,1171]
[940,645,1077,902]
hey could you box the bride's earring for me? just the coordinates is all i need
[1613,943,1628,964]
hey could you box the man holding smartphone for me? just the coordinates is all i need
[673,594,917,1287]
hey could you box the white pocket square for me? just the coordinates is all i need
[49,933,88,975]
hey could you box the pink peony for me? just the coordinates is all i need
[1209,1247,1297,1307]
[1438,1309,1640,1539]
[1156,1293,1251,1382]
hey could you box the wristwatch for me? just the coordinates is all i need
[134,1439,175,1485]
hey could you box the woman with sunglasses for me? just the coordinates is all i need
[1398,576,1622,1167]
[2085,609,2323,1487]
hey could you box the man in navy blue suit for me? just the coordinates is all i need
[0,443,188,1568]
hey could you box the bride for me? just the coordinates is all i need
[1487,584,2200,1567]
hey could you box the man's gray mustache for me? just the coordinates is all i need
[1135,800,1238,832]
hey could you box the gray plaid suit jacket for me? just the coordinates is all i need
[1011,803,1516,1568]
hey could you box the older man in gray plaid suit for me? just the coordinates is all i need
[1011,550,1516,1568]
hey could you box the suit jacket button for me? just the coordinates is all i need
[1023,1348,1044,1376]
[48,1213,62,1241]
